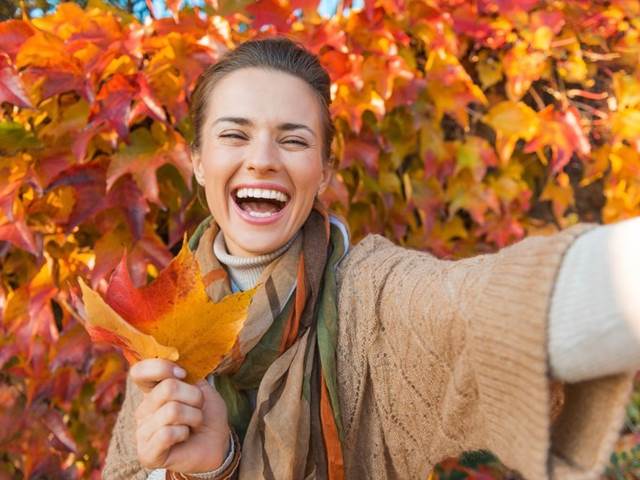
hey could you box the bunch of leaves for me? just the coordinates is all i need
[1,0,640,477]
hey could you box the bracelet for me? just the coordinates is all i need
[166,430,241,480]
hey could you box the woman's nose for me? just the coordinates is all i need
[245,136,281,174]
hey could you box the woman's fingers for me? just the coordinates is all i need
[137,401,204,445]
[136,378,204,422]
[130,359,187,393]
[137,424,190,469]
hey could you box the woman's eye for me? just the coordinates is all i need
[220,133,247,140]
[283,138,308,147]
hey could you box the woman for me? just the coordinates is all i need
[102,37,640,480]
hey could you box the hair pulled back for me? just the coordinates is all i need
[190,37,335,164]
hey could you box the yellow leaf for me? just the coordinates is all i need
[82,240,256,383]
[476,52,503,90]
[79,279,180,364]
[484,101,540,163]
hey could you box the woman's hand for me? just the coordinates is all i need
[130,359,231,474]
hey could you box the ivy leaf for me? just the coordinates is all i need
[541,172,574,222]
[89,73,137,140]
[426,51,488,129]
[502,40,548,101]
[16,31,84,102]
[476,51,503,90]
[107,126,188,205]
[0,121,40,154]
[0,220,38,255]
[0,20,34,60]
[247,0,293,30]
[525,105,590,174]
[0,54,32,108]
[484,101,539,163]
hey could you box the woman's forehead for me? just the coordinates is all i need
[206,68,322,128]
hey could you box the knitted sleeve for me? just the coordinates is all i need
[335,223,634,480]
[550,217,640,381]
[103,374,152,480]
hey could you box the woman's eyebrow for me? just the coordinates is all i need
[212,117,252,127]
[278,123,315,137]
[212,118,315,137]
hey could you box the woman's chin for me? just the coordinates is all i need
[228,233,291,257]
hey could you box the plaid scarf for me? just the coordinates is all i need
[188,205,349,480]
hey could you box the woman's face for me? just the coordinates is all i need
[192,67,330,257]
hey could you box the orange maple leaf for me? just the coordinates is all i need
[80,240,255,383]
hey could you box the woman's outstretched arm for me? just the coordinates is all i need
[335,223,634,480]
[550,217,640,381]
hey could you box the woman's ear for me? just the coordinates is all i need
[191,150,205,186]
[317,162,334,196]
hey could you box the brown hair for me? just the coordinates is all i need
[189,37,335,164]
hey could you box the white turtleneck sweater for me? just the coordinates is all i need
[148,217,640,480]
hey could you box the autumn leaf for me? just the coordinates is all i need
[525,105,590,173]
[476,51,503,90]
[80,240,256,383]
[0,54,32,107]
[79,279,180,364]
[107,124,192,205]
[0,20,34,59]
[484,101,540,163]
[425,50,488,129]
[540,172,574,221]
[502,40,549,101]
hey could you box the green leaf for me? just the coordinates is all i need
[0,121,41,154]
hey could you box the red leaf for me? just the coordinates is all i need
[342,138,380,175]
[72,121,109,162]
[0,54,32,107]
[525,105,590,174]
[0,221,38,255]
[34,154,72,189]
[290,0,320,13]
[491,0,539,13]
[453,4,503,48]
[246,0,293,31]
[90,73,137,139]
[21,67,85,101]
[41,410,78,454]
[51,323,92,371]
[0,20,34,60]
[48,164,108,229]
[134,72,167,122]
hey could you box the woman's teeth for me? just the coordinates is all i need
[247,210,277,218]
[235,187,289,203]
[233,187,290,219]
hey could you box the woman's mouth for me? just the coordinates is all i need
[231,186,291,222]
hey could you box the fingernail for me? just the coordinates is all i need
[173,366,187,378]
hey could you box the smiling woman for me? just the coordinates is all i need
[102,37,640,480]
[191,67,330,257]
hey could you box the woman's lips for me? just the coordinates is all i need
[230,194,289,225]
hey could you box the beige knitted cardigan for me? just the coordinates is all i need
[103,224,634,480]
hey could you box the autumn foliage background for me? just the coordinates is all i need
[2,0,640,477]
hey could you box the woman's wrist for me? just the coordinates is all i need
[166,429,240,480]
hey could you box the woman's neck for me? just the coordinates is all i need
[213,232,296,291]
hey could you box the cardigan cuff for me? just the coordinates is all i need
[471,223,633,480]
[549,219,640,382]
[164,429,240,480]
